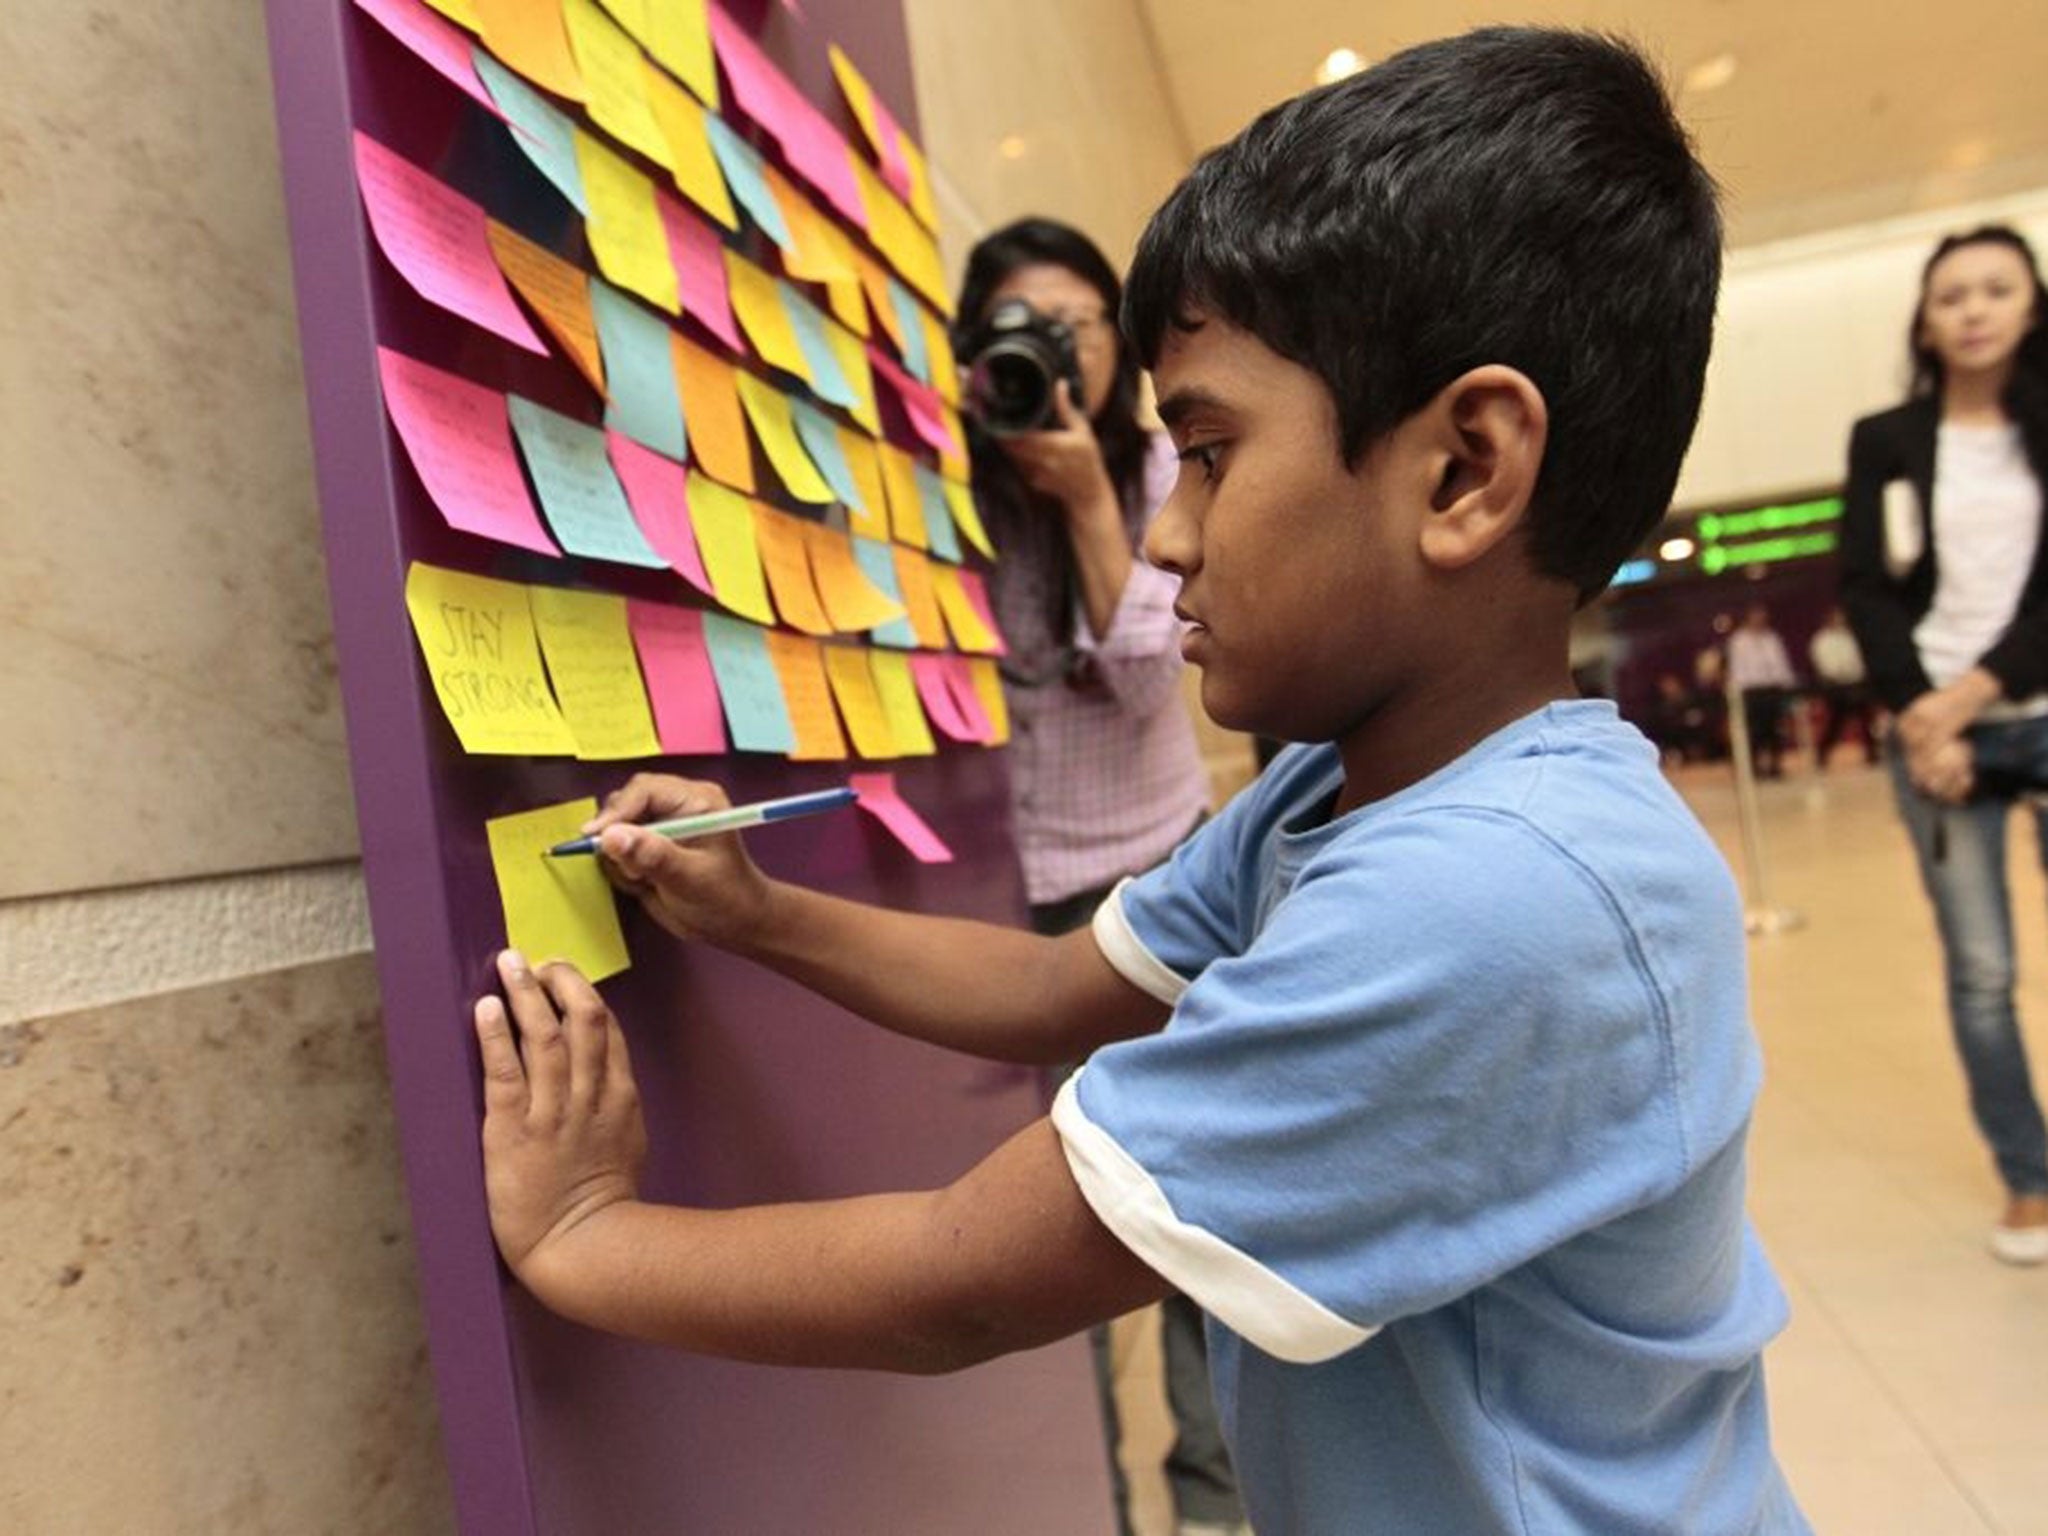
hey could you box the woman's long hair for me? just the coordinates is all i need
[956,219,1151,674]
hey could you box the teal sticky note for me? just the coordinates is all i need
[474,50,589,214]
[787,399,863,507]
[589,277,688,460]
[506,394,668,568]
[851,535,918,649]
[778,282,858,411]
[701,112,793,250]
[700,612,798,752]
[886,278,931,384]
[914,463,961,563]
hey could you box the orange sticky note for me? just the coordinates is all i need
[837,428,890,539]
[641,61,737,229]
[931,562,1000,654]
[486,220,606,392]
[670,333,754,491]
[802,521,907,633]
[474,0,585,100]
[724,249,809,378]
[734,372,834,504]
[684,471,775,624]
[879,442,929,550]
[762,163,854,285]
[763,631,848,760]
[574,128,679,314]
[751,505,834,635]
[889,546,948,649]
[822,644,899,758]
[853,249,904,354]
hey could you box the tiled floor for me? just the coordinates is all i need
[1111,756,2048,1535]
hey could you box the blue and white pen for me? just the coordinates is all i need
[544,786,859,858]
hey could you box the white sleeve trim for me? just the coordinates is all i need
[1052,1073,1376,1365]
[1091,879,1190,1005]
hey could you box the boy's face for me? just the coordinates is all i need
[1146,312,1434,743]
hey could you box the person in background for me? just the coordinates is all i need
[1808,605,1881,767]
[1840,223,2048,1265]
[954,218,1238,1536]
[1726,601,1798,777]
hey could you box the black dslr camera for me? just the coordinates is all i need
[959,299,1085,436]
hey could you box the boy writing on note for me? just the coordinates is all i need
[472,29,1808,1533]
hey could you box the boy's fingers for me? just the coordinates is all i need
[473,997,527,1115]
[601,1014,638,1112]
[496,950,565,1124]
[597,823,698,890]
[585,774,731,835]
[538,961,609,1112]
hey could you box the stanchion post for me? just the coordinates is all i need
[1727,677,1803,935]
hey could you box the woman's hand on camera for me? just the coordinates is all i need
[1000,381,1116,515]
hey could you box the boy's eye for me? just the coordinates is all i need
[1176,442,1226,483]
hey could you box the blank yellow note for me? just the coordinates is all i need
[866,648,936,755]
[965,655,1011,746]
[941,477,993,560]
[879,442,928,550]
[921,305,960,407]
[930,563,1000,654]
[751,505,834,635]
[889,546,948,649]
[528,585,663,759]
[734,372,834,504]
[669,334,754,491]
[404,563,577,755]
[763,631,848,760]
[640,62,736,229]
[624,0,716,108]
[803,520,907,632]
[486,220,606,392]
[486,798,630,982]
[574,129,679,314]
[822,644,899,758]
[475,0,586,100]
[724,250,809,378]
[424,0,479,29]
[838,428,891,538]
[685,472,776,623]
[563,0,672,169]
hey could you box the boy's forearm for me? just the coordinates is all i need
[726,879,1164,1064]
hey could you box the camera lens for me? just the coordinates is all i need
[970,340,1057,435]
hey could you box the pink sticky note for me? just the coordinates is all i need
[707,8,865,227]
[655,190,744,354]
[940,654,995,742]
[867,93,914,203]
[953,568,1008,657]
[354,132,546,353]
[850,772,953,863]
[626,600,728,755]
[352,0,505,118]
[607,432,713,597]
[377,348,558,554]
[908,652,982,743]
[868,346,960,456]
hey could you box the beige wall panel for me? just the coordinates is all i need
[0,956,451,1534]
[0,5,355,900]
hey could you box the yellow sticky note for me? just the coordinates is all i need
[821,316,880,434]
[879,442,928,550]
[822,644,899,757]
[838,427,891,539]
[867,648,936,755]
[752,505,833,635]
[889,546,948,649]
[528,585,663,759]
[723,250,809,377]
[902,137,939,235]
[922,307,960,408]
[475,0,586,100]
[941,478,993,561]
[930,563,1000,654]
[965,656,1011,746]
[640,62,737,230]
[734,372,834,504]
[802,520,907,632]
[669,333,754,491]
[486,798,630,982]
[937,404,970,483]
[563,0,673,169]
[848,158,949,315]
[486,220,606,392]
[424,0,480,29]
[404,563,576,755]
[574,129,679,314]
[624,0,716,108]
[685,472,776,623]
[763,631,848,760]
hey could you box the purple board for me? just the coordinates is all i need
[263,3,1114,1530]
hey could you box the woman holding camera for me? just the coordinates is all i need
[1841,225,2048,1265]
[956,220,1236,1536]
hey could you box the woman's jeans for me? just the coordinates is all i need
[1889,715,2048,1195]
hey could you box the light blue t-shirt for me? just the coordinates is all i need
[1051,702,1808,1534]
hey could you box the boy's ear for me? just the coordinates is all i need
[1415,366,1548,573]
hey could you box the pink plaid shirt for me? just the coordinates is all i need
[998,435,1211,904]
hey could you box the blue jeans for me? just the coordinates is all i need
[1889,716,2048,1194]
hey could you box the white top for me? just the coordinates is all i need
[1809,624,1865,686]
[1916,423,2043,694]
[1726,627,1796,692]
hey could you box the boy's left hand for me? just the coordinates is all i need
[473,950,648,1284]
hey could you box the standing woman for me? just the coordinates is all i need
[1841,225,2048,1264]
[955,219,1240,1536]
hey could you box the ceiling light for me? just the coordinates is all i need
[1659,537,1697,562]
[1315,48,1365,86]
[1682,53,1738,94]
[997,134,1028,161]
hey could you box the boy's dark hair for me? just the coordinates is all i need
[1123,28,1722,603]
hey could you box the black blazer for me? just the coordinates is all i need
[1839,391,2048,711]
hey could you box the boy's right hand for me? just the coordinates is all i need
[582,775,777,949]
